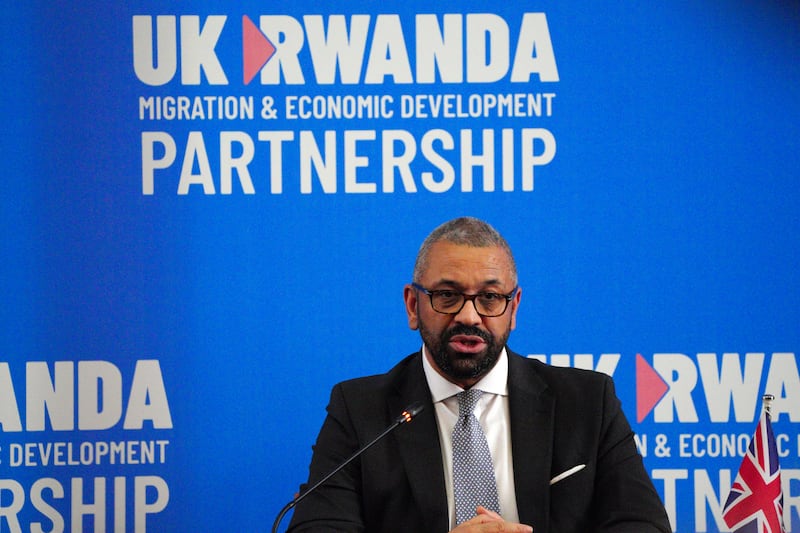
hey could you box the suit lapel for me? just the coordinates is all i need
[388,353,449,533]
[385,352,555,532]
[507,353,554,531]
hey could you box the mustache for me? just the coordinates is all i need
[443,324,492,343]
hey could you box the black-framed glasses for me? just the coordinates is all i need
[411,282,518,317]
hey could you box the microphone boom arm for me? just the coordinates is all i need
[271,402,424,533]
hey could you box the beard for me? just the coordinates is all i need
[419,321,510,382]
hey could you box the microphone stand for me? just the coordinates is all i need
[271,402,424,533]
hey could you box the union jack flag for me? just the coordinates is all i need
[722,408,784,533]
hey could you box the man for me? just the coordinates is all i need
[288,217,671,532]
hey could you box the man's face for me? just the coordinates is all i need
[403,241,521,388]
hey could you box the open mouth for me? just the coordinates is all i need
[448,334,487,354]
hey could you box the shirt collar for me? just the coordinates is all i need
[422,344,509,403]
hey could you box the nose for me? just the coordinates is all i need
[453,297,483,325]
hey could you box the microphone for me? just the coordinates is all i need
[271,401,425,533]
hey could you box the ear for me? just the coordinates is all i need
[403,284,420,330]
[509,286,522,331]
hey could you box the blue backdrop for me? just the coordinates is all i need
[1,2,799,531]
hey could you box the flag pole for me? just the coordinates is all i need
[763,393,774,417]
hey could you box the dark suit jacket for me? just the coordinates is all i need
[288,350,671,532]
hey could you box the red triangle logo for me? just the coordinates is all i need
[636,353,669,423]
[242,16,275,85]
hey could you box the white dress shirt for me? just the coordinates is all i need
[421,345,520,529]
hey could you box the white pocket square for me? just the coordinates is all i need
[549,464,586,485]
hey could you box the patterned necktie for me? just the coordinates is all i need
[452,389,500,524]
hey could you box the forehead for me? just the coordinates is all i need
[420,241,514,286]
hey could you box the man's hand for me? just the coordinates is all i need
[449,506,533,533]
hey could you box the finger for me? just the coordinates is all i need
[477,523,533,533]
[475,506,503,520]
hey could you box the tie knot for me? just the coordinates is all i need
[456,389,484,417]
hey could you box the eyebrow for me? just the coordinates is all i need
[432,279,505,290]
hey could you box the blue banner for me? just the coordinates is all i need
[1,2,799,531]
